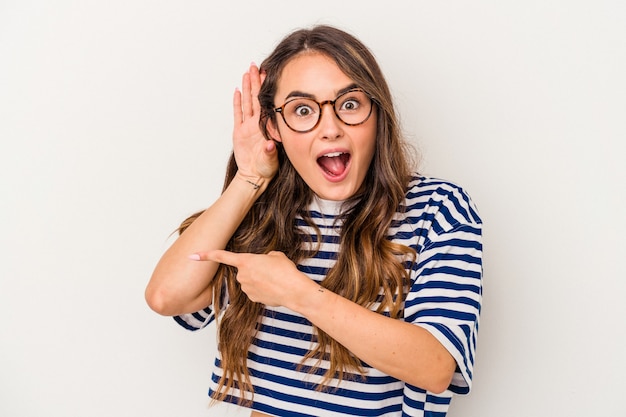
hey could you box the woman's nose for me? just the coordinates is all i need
[317,103,343,139]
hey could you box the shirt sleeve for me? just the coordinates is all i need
[173,306,215,331]
[404,197,483,394]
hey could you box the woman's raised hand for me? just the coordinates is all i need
[232,63,278,184]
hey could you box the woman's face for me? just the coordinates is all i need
[267,52,377,201]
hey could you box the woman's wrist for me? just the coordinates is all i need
[288,278,335,318]
[234,171,270,194]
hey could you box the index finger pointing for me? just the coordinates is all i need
[188,249,240,267]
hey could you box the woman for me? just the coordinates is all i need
[146,25,482,417]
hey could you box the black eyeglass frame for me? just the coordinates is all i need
[273,88,375,133]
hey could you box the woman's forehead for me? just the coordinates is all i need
[274,52,354,102]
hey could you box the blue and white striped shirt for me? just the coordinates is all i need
[175,176,483,416]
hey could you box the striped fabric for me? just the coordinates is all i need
[174,176,483,416]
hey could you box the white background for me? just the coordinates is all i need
[1,1,625,416]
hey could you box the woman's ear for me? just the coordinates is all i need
[266,119,282,143]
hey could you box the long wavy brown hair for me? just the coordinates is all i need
[179,25,417,404]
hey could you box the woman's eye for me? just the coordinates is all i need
[340,99,360,111]
[294,104,314,117]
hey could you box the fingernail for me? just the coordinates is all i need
[188,254,201,261]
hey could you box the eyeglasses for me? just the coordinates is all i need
[274,88,374,133]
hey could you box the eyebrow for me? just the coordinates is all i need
[284,83,360,101]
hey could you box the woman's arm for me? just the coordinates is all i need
[145,63,277,316]
[292,282,457,394]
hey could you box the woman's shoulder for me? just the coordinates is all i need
[403,174,482,226]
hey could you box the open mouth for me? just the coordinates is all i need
[317,151,351,177]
